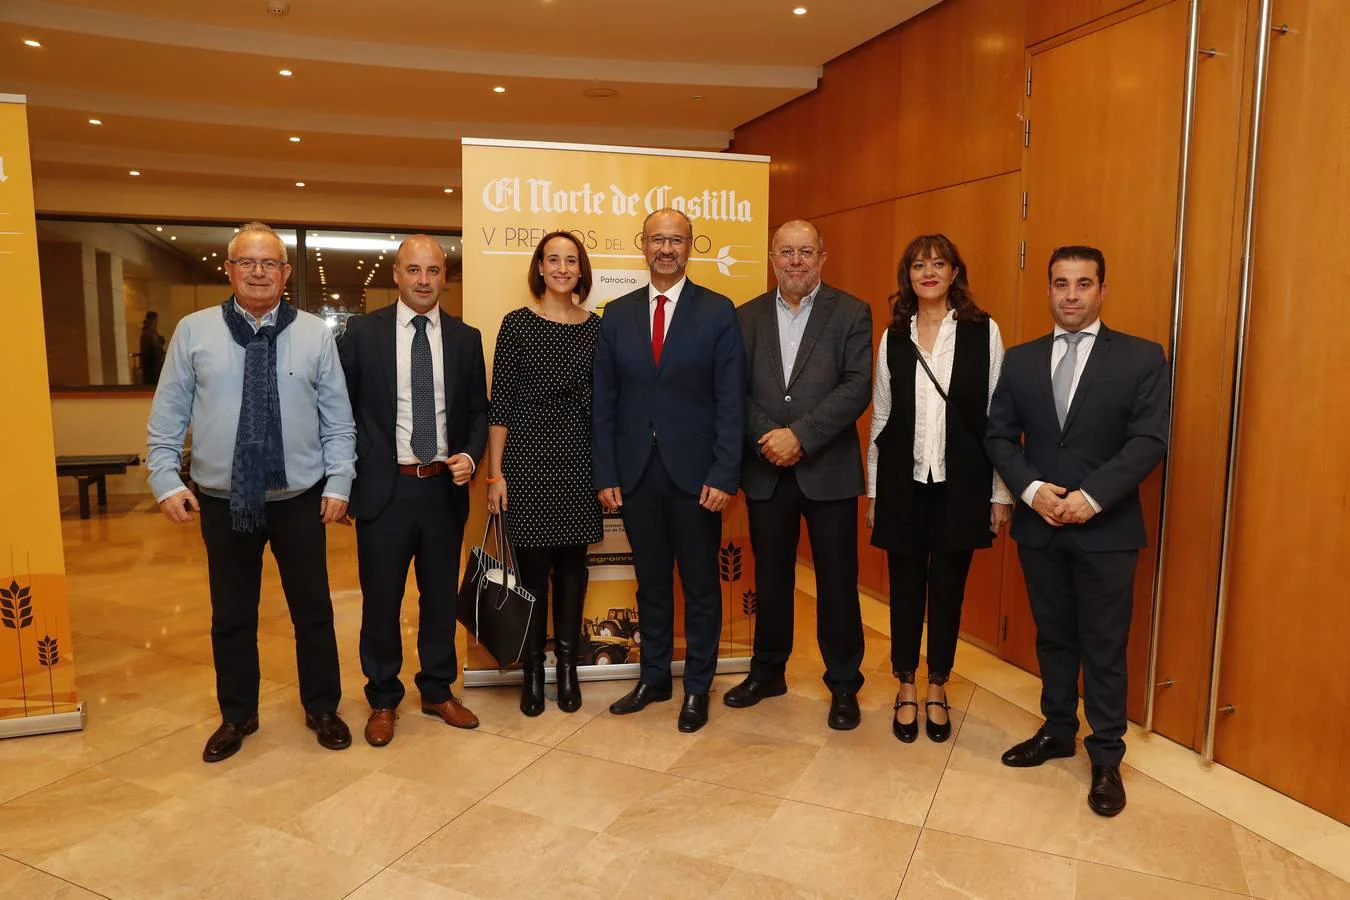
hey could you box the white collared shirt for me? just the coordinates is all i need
[1020,318,1105,511]
[648,276,687,343]
[866,311,1011,504]
[234,298,279,331]
[394,299,449,466]
[775,281,821,384]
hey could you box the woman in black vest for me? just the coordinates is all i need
[866,234,1012,743]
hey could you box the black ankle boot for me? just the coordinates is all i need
[520,576,549,718]
[553,566,587,713]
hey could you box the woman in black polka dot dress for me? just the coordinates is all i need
[486,231,603,717]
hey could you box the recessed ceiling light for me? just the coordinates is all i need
[493,86,507,94]
[389,235,396,240]
[279,68,293,77]
[155,226,163,232]
[289,136,301,143]
[217,266,223,271]
[88,118,102,126]
[295,181,306,187]
[443,187,455,193]
[211,252,217,257]
[793,6,808,15]
[24,39,42,48]
[234,228,240,233]
[170,235,177,241]
[201,256,207,261]
[129,170,141,176]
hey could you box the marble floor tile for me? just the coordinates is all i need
[740,799,919,900]
[375,727,547,797]
[38,797,382,899]
[0,768,171,863]
[715,869,856,899]
[666,726,821,797]
[557,704,707,771]
[547,833,736,900]
[393,802,599,898]
[0,854,106,899]
[603,778,782,867]
[898,829,1077,900]
[486,748,679,831]
[1074,862,1250,899]
[345,869,480,899]
[1232,825,1350,899]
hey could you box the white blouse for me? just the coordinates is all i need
[866,310,1012,504]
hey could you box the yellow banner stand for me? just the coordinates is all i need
[461,138,769,685]
[0,95,84,736]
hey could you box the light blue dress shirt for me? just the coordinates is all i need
[775,281,822,384]
[145,298,356,504]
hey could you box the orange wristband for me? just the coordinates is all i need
[486,475,504,484]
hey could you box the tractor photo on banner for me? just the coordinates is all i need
[461,138,769,683]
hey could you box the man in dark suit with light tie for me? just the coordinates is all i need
[986,245,1169,817]
[723,219,873,730]
[593,208,746,733]
[339,235,488,747]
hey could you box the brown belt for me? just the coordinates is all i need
[397,461,448,478]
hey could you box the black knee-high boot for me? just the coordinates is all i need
[519,560,548,718]
[553,566,586,713]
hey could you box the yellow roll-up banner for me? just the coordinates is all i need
[461,138,769,680]
[0,95,83,734]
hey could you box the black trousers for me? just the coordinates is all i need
[621,451,722,694]
[747,470,864,693]
[198,482,341,723]
[886,480,975,679]
[355,473,463,709]
[1018,531,1137,766]
[517,543,588,656]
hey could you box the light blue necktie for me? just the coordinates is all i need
[1053,332,1087,428]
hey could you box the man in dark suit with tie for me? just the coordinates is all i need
[593,208,746,733]
[985,245,1169,817]
[723,219,873,730]
[339,235,488,746]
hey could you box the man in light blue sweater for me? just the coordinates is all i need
[146,221,357,763]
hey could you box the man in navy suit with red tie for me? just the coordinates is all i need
[592,208,747,733]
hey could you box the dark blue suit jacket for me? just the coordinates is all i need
[985,324,1169,551]
[592,280,747,496]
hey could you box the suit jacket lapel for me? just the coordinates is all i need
[377,305,399,420]
[1035,333,1057,425]
[762,293,787,393]
[635,294,656,376]
[1061,325,1111,435]
[786,285,835,390]
[656,281,698,376]
[439,309,459,430]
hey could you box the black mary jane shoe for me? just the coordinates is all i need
[892,693,919,744]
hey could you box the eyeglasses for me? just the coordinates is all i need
[227,258,286,272]
[776,248,818,261]
[645,235,688,249]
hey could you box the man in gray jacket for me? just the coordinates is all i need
[724,219,873,729]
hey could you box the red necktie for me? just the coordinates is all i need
[652,294,668,365]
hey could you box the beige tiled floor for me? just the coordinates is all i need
[0,496,1347,899]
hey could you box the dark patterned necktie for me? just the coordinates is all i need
[410,315,436,464]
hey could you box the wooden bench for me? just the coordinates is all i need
[55,454,141,519]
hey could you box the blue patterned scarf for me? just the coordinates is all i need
[221,298,298,531]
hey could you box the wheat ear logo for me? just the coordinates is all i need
[1,578,35,715]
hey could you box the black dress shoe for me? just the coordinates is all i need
[925,696,952,744]
[827,692,860,730]
[1088,764,1127,817]
[202,716,259,763]
[678,693,709,733]
[305,711,352,751]
[723,675,788,708]
[609,682,673,715]
[892,696,918,743]
[1001,729,1076,767]
[520,662,546,717]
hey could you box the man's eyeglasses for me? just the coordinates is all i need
[227,258,286,273]
[645,235,688,249]
[776,248,818,261]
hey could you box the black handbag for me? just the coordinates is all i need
[456,512,538,667]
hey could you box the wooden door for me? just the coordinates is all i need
[1005,0,1188,720]
[1213,0,1350,824]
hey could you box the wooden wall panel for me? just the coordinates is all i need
[896,0,1028,198]
[1149,0,1253,749]
[893,173,1023,648]
[1213,0,1350,825]
[1026,0,1148,46]
[808,29,903,217]
[734,97,816,227]
[813,201,900,596]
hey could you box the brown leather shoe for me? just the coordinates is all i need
[421,694,479,729]
[202,716,259,763]
[365,709,397,747]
